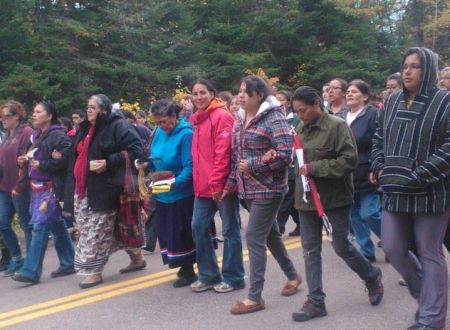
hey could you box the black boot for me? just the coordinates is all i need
[0,248,11,272]
[174,264,197,288]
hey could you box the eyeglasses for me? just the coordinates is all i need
[329,86,342,91]
[0,113,15,120]
[401,63,422,71]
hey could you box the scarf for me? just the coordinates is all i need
[74,124,94,199]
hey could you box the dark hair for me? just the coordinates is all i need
[38,101,59,124]
[241,75,271,101]
[121,110,136,122]
[60,117,73,130]
[218,91,233,108]
[386,73,402,85]
[291,86,323,110]
[330,78,348,92]
[90,94,112,113]
[347,79,371,104]
[275,90,292,101]
[190,78,217,96]
[72,109,86,119]
[150,99,181,118]
[135,110,147,119]
[0,101,27,122]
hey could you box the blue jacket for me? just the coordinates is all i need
[150,119,193,203]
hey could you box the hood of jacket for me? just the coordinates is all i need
[32,124,66,143]
[237,95,282,121]
[190,98,227,125]
[402,47,439,97]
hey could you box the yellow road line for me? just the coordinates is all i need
[0,237,315,328]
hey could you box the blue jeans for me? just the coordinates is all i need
[20,221,74,280]
[0,191,32,258]
[191,195,245,286]
[350,191,382,258]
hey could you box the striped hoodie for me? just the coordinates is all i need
[371,47,450,214]
[225,96,292,200]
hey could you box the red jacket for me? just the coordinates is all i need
[190,98,234,197]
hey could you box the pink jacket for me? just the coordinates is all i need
[190,98,234,197]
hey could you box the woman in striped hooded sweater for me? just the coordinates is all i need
[371,47,450,330]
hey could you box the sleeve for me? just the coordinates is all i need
[38,131,72,173]
[307,122,358,178]
[371,105,386,174]
[224,122,239,193]
[13,128,33,194]
[247,114,293,173]
[107,120,146,169]
[208,113,234,193]
[413,103,450,184]
[174,132,193,188]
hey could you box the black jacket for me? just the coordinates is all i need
[339,105,378,193]
[64,112,146,212]
[35,125,72,200]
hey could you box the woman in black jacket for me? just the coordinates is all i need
[68,94,146,289]
[12,102,75,285]
[340,80,381,263]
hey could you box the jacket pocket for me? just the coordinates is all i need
[379,156,426,194]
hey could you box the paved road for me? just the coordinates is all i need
[0,211,449,330]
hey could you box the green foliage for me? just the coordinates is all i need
[0,0,448,115]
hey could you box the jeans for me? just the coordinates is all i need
[191,195,244,286]
[0,191,32,258]
[350,191,381,258]
[246,198,297,301]
[299,206,380,305]
[382,210,449,328]
[20,221,74,280]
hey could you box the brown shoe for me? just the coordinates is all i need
[281,274,302,296]
[120,259,146,274]
[79,274,103,289]
[230,299,265,315]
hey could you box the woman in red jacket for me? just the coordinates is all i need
[189,78,245,293]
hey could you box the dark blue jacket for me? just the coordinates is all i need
[339,105,379,193]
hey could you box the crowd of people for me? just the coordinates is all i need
[0,46,449,330]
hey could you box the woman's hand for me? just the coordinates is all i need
[369,170,382,185]
[17,155,27,167]
[93,159,107,173]
[11,189,20,197]
[30,159,40,169]
[298,166,308,176]
[239,159,251,175]
[211,190,222,201]
[262,149,276,163]
[52,149,62,159]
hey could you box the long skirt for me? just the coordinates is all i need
[74,195,122,275]
[156,195,195,268]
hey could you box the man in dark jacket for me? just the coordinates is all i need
[290,86,383,323]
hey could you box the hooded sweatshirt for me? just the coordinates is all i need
[150,119,193,203]
[225,96,292,200]
[372,47,450,214]
[190,98,234,197]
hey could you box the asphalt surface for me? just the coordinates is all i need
[0,210,449,330]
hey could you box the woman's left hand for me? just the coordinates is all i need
[239,159,251,175]
[93,159,107,173]
[30,159,40,169]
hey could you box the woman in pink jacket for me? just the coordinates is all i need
[189,78,245,293]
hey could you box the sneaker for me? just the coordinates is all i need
[407,323,444,330]
[365,273,384,306]
[292,300,327,322]
[173,275,198,288]
[3,258,23,277]
[190,280,214,293]
[214,281,245,293]
[11,273,39,285]
[50,267,76,278]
